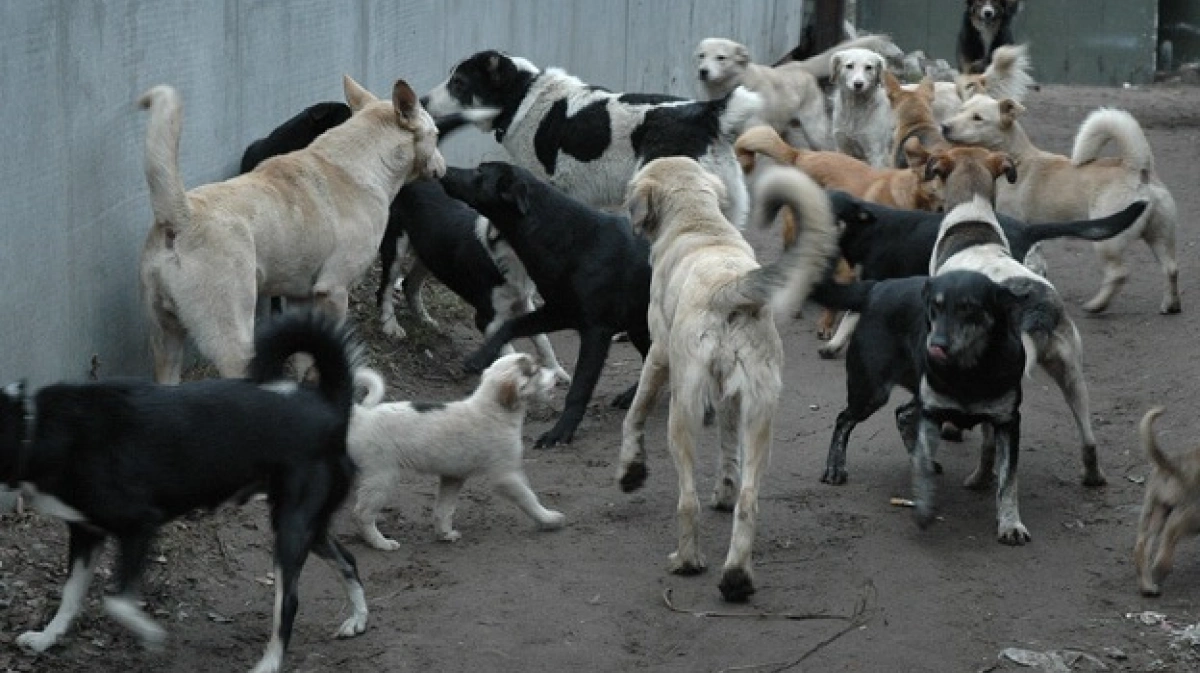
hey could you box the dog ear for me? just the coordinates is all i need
[496,379,520,411]
[830,52,844,75]
[987,152,1018,183]
[486,53,517,86]
[625,182,656,235]
[924,152,953,182]
[343,75,377,112]
[917,76,935,99]
[734,44,751,66]
[997,98,1025,128]
[392,79,419,123]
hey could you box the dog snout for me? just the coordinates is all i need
[981,5,995,20]
[940,124,953,140]
[418,94,430,108]
[698,68,709,81]
[426,150,448,179]
[852,79,866,92]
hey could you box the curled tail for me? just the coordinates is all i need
[980,44,1034,102]
[731,166,838,315]
[354,369,387,407]
[735,125,801,174]
[1023,200,1148,246]
[715,86,764,142]
[1141,407,1182,482]
[137,86,191,229]
[248,313,361,416]
[1071,108,1155,173]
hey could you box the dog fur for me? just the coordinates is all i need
[348,353,565,550]
[1134,407,1200,596]
[239,102,353,174]
[693,37,831,150]
[956,43,1034,105]
[942,96,1181,314]
[887,75,948,168]
[440,162,653,448]
[422,50,760,227]
[1,314,369,673]
[773,34,904,81]
[957,0,1020,74]
[139,77,445,383]
[616,158,837,602]
[830,48,894,168]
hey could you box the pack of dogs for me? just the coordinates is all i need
[1,7,1194,670]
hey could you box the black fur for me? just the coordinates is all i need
[239,102,352,174]
[410,400,447,413]
[534,99,612,174]
[957,0,1019,74]
[420,50,539,141]
[630,98,726,162]
[0,313,363,668]
[440,162,653,448]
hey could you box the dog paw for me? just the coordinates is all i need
[817,344,842,360]
[618,461,648,492]
[437,530,462,543]
[335,612,369,639]
[820,467,848,485]
[668,551,707,576]
[535,426,574,448]
[912,502,937,530]
[997,522,1031,546]
[16,630,59,653]
[381,316,407,339]
[539,511,567,530]
[550,367,572,386]
[368,537,402,552]
[718,567,757,603]
[463,350,495,375]
[1081,296,1110,314]
[1161,296,1182,315]
[1082,468,1108,488]
[711,478,738,511]
[1139,581,1162,597]
[610,387,637,410]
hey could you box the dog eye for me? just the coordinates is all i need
[717,55,726,61]
[973,114,983,121]
[864,65,873,71]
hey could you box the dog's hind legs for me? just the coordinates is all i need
[17,524,104,652]
[719,403,774,603]
[993,418,1030,545]
[402,260,438,328]
[618,344,670,492]
[1146,226,1181,314]
[493,471,566,531]
[713,395,743,511]
[666,394,707,577]
[353,475,402,551]
[1040,327,1106,487]
[1135,496,1167,595]
[433,476,465,541]
[252,516,313,673]
[104,531,166,650]
[311,535,369,638]
[1082,243,1128,313]
[1147,507,1197,594]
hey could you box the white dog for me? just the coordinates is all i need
[830,48,894,168]
[694,38,831,150]
[348,353,566,550]
[138,77,445,383]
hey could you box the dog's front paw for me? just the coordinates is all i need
[381,316,407,339]
[16,630,60,653]
[550,367,572,386]
[437,530,462,543]
[1161,296,1182,315]
[820,466,848,485]
[539,511,567,531]
[817,344,842,360]
[370,537,402,552]
[668,550,707,575]
[1081,295,1110,314]
[335,612,369,639]
[912,501,937,529]
[618,461,648,492]
[718,567,756,603]
[997,521,1031,546]
[535,425,574,448]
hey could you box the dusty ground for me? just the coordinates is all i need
[3,83,1200,673]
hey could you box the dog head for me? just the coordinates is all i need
[421,50,539,130]
[940,95,1024,148]
[923,145,1016,210]
[439,162,538,222]
[967,0,1018,27]
[342,75,446,181]
[0,381,29,486]
[483,353,559,411]
[924,270,1020,371]
[694,38,750,95]
[626,157,728,239]
[828,190,877,258]
[831,48,885,95]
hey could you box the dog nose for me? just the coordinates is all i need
[940,124,952,138]
[698,68,709,80]
[418,95,430,108]
[981,7,995,20]
[853,80,865,91]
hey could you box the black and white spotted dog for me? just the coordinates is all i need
[421,50,761,227]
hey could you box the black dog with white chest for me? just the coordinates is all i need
[957,0,1020,74]
[2,314,368,673]
[440,162,652,448]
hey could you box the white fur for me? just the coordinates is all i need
[348,353,565,549]
[830,48,893,168]
[16,557,97,652]
[104,596,166,650]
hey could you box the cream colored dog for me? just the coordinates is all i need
[349,353,565,550]
[942,96,1180,314]
[138,76,445,383]
[616,158,837,602]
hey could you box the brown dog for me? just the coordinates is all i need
[923,145,1017,210]
[1135,407,1200,596]
[885,74,948,169]
[138,76,445,383]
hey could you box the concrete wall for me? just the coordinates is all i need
[0,0,804,387]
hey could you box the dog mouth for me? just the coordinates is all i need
[927,344,949,363]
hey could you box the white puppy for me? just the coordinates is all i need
[348,353,566,550]
[830,48,894,168]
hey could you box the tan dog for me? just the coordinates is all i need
[886,74,948,168]
[138,76,446,383]
[923,145,1017,210]
[1135,407,1200,596]
[616,158,836,602]
[942,96,1180,314]
[956,44,1035,106]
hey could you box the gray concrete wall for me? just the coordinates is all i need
[0,0,804,387]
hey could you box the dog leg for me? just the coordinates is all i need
[251,516,313,673]
[536,327,615,447]
[911,412,941,528]
[433,476,465,542]
[311,535,369,638]
[465,308,573,376]
[1039,328,1106,486]
[819,312,859,359]
[993,418,1030,545]
[1135,496,1167,596]
[353,475,402,551]
[713,396,742,511]
[104,532,166,650]
[402,260,438,329]
[1147,507,1199,595]
[1082,243,1128,313]
[611,326,653,410]
[519,297,571,385]
[378,234,408,338]
[1146,226,1182,314]
[666,394,706,576]
[493,471,566,531]
[719,403,773,603]
[618,344,670,492]
[17,524,104,652]
[964,423,997,490]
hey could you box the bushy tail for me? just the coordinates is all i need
[729,166,838,315]
[735,125,801,174]
[1023,200,1148,245]
[791,34,902,79]
[715,86,763,142]
[1141,407,1182,482]
[981,44,1034,102]
[1071,108,1155,173]
[354,369,387,407]
[137,86,191,229]
[248,313,361,416]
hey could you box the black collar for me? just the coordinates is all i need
[491,73,539,143]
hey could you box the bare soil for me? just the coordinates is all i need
[3,83,1200,673]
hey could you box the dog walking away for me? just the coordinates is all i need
[139,76,445,384]
[943,97,1180,314]
[440,162,653,448]
[957,0,1020,74]
[616,159,837,601]
[421,49,760,226]
[2,314,369,673]
[349,353,565,550]
[1134,407,1200,596]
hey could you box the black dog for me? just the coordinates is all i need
[239,102,352,174]
[440,162,653,447]
[2,314,368,672]
[957,0,1020,74]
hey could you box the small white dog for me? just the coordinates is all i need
[348,353,566,550]
[830,47,894,168]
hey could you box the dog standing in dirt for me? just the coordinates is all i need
[616,159,837,601]
[957,0,1021,74]
[830,47,894,168]
[139,76,445,383]
[1134,407,1200,596]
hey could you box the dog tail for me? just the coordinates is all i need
[791,34,902,80]
[137,86,191,230]
[1023,200,1149,245]
[1071,108,1155,174]
[980,44,1034,102]
[808,276,875,313]
[730,166,838,315]
[735,125,801,174]
[248,313,361,416]
[354,368,387,407]
[716,87,764,142]
[1141,407,1183,482]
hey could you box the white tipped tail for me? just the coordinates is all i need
[718,87,764,141]
[137,86,190,229]
[354,368,387,407]
[1071,108,1155,173]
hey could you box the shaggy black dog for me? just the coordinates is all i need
[957,0,1021,74]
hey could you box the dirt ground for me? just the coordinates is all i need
[4,83,1200,673]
